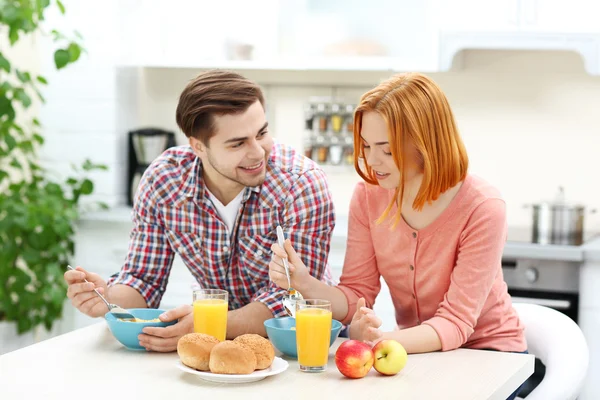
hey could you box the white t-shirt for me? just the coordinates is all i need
[205,188,244,238]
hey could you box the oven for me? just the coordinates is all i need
[502,257,580,322]
[502,257,580,397]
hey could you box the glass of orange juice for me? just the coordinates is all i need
[193,289,228,341]
[295,299,332,372]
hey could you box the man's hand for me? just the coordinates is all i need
[349,298,383,346]
[64,266,110,318]
[269,239,311,291]
[138,304,193,352]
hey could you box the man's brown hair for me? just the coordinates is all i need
[176,70,265,144]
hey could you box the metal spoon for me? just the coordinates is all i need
[67,265,136,321]
[276,226,304,317]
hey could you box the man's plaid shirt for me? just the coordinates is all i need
[108,143,336,316]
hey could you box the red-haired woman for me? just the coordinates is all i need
[269,73,527,397]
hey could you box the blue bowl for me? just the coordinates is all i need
[105,308,176,350]
[264,316,343,358]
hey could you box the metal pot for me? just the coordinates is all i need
[531,202,586,245]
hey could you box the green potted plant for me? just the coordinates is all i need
[0,0,107,350]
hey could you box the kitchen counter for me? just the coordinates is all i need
[0,322,534,400]
[583,236,600,262]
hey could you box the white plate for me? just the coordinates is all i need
[176,356,289,384]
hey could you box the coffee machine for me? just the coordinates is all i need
[127,128,176,205]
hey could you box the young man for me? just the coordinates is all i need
[64,70,336,352]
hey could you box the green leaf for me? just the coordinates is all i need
[0,96,15,120]
[33,133,44,144]
[34,87,45,103]
[0,53,11,72]
[0,170,8,182]
[79,179,94,195]
[67,42,81,63]
[56,0,66,14]
[33,118,41,126]
[36,75,48,85]
[9,159,21,169]
[17,318,33,335]
[14,89,32,108]
[5,134,17,150]
[18,140,34,153]
[8,28,19,45]
[54,49,70,69]
[16,70,31,83]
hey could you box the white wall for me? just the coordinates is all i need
[132,50,600,232]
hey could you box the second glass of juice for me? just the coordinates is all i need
[193,289,228,341]
[296,299,332,372]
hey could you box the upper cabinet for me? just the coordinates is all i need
[117,0,600,75]
[118,0,438,72]
[274,0,438,71]
[434,0,600,75]
[434,0,600,34]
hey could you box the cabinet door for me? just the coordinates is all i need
[277,0,438,71]
[118,0,280,67]
[523,0,600,34]
[433,0,519,33]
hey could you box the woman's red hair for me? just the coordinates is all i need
[353,72,469,224]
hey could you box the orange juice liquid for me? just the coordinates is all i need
[296,308,332,367]
[193,299,228,341]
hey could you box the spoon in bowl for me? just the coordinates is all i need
[276,226,304,317]
[67,265,136,321]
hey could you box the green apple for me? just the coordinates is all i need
[372,339,408,376]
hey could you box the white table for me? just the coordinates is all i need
[0,323,534,400]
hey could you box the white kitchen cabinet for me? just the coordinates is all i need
[435,0,600,75]
[434,0,600,34]
[433,0,520,33]
[519,0,600,34]
[118,0,438,72]
[275,0,438,72]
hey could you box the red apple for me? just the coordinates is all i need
[372,339,408,376]
[335,340,375,379]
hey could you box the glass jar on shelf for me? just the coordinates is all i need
[343,134,354,166]
[344,104,355,134]
[314,102,329,134]
[330,103,344,134]
[314,133,329,164]
[329,135,343,165]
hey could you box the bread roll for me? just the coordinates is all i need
[177,333,219,371]
[233,334,275,370]
[209,341,257,374]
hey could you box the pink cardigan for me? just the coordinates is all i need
[337,175,527,352]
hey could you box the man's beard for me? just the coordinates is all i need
[205,150,267,188]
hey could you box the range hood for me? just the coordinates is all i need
[439,32,600,76]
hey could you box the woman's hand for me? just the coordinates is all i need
[269,239,310,291]
[349,298,383,345]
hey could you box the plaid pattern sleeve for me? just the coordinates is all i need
[106,166,175,308]
[251,168,336,317]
